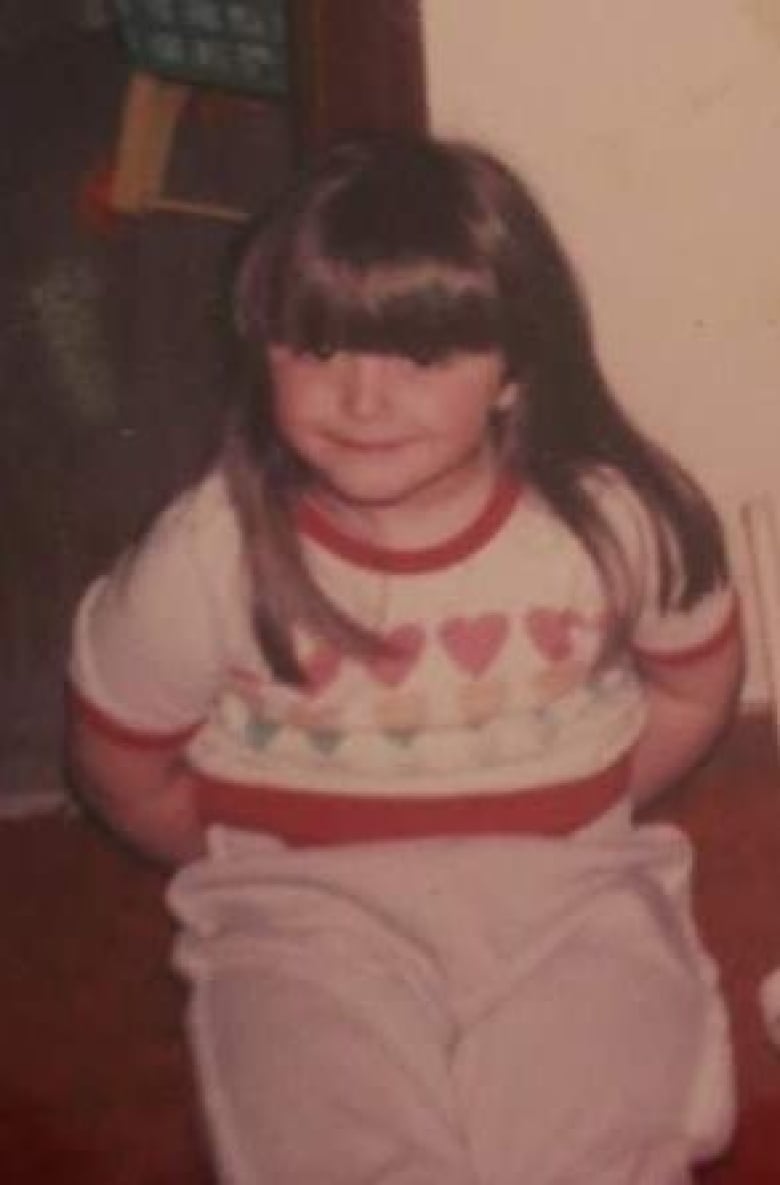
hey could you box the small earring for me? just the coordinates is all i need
[494,381,519,412]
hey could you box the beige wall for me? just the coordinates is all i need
[421,0,780,701]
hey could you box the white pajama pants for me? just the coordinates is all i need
[167,820,735,1185]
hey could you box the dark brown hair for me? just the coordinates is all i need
[225,132,727,682]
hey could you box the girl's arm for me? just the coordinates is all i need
[66,711,208,867]
[627,625,745,809]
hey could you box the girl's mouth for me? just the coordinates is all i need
[329,435,413,452]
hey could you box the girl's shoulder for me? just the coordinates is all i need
[70,469,244,737]
[108,468,245,617]
[579,462,641,510]
[139,468,241,567]
[514,466,648,561]
[579,464,659,557]
[522,465,654,566]
[580,466,737,645]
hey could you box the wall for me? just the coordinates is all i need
[421,0,780,703]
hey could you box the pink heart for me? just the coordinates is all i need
[302,645,342,696]
[369,624,425,686]
[439,614,509,676]
[524,608,577,662]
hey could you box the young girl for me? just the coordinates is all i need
[68,133,744,1185]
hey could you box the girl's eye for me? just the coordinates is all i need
[289,343,337,363]
[406,348,443,369]
[310,342,337,361]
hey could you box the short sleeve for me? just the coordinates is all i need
[69,476,240,742]
[588,468,739,665]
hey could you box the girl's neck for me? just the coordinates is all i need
[307,446,501,551]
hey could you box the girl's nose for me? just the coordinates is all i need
[341,354,389,419]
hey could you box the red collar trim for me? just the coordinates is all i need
[296,478,522,574]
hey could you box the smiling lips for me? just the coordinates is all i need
[328,434,415,452]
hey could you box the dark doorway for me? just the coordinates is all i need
[289,0,428,152]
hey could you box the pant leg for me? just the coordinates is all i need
[170,838,476,1185]
[452,826,736,1185]
[454,933,700,1184]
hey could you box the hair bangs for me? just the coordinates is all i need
[274,250,506,358]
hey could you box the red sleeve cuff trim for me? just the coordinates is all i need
[67,683,202,749]
[632,597,741,668]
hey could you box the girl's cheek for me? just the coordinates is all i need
[270,394,301,443]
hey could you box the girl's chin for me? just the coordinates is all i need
[303,443,498,523]
[313,462,492,523]
[318,475,429,511]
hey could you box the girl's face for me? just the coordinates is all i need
[268,345,517,529]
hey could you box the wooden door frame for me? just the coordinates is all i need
[286,0,428,154]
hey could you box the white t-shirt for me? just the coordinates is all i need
[69,467,737,840]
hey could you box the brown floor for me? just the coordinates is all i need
[1,715,779,1184]
[659,715,780,1184]
[0,815,209,1185]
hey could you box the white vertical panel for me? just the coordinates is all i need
[742,499,780,730]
